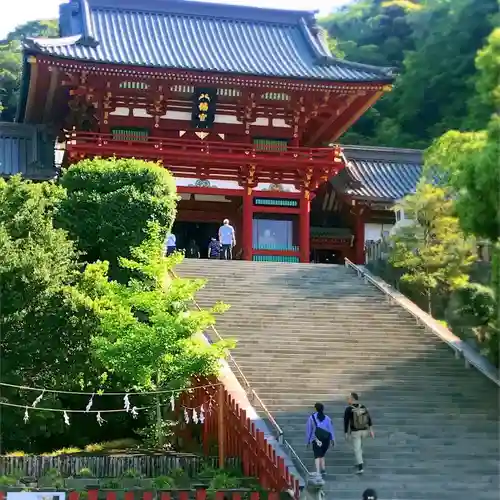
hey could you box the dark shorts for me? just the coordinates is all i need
[166,246,176,256]
[312,438,331,458]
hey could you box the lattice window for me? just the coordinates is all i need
[111,127,149,141]
[261,92,290,101]
[217,88,241,97]
[253,138,288,152]
[171,84,195,94]
[119,81,150,90]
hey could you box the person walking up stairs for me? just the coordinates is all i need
[344,392,374,474]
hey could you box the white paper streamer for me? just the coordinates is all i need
[192,408,198,424]
[24,407,29,423]
[85,393,94,413]
[96,412,105,426]
[199,405,205,424]
[124,393,131,412]
[184,407,190,424]
[170,394,175,411]
[131,406,139,419]
[63,411,70,426]
[32,390,45,408]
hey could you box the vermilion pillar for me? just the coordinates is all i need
[299,191,311,263]
[242,188,253,260]
[355,207,366,265]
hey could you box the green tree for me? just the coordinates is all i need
[389,181,475,313]
[425,29,500,243]
[0,20,58,121]
[319,0,496,147]
[424,28,500,365]
[87,224,230,444]
[57,158,178,282]
[0,176,105,452]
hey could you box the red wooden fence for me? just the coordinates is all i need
[0,491,280,500]
[181,378,300,499]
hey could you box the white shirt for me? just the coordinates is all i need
[165,234,176,247]
[219,225,235,245]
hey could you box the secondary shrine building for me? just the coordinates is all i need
[16,0,423,264]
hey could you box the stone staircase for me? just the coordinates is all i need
[177,260,499,500]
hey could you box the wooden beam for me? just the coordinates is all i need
[42,66,59,123]
[24,56,39,123]
[305,94,358,146]
[330,91,384,142]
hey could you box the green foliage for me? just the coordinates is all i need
[426,29,500,243]
[153,476,176,489]
[0,20,57,120]
[77,468,94,478]
[389,181,475,312]
[0,176,103,451]
[0,476,19,487]
[319,0,497,147]
[57,157,178,282]
[0,169,228,449]
[89,224,230,391]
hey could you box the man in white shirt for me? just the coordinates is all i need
[164,232,176,256]
[218,219,236,260]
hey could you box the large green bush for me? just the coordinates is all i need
[57,158,177,282]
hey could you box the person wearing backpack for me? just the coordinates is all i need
[306,402,335,475]
[344,392,374,474]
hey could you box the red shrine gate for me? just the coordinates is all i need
[19,0,394,264]
[67,131,344,262]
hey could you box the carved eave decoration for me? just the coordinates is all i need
[35,56,392,94]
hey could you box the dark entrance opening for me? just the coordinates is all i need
[312,249,344,264]
[173,221,220,258]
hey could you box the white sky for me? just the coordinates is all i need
[1,0,348,39]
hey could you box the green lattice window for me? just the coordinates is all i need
[111,128,149,141]
[253,138,288,152]
[252,255,300,263]
[254,198,298,207]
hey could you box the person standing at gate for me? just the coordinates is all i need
[344,392,374,474]
[164,232,177,256]
[218,219,235,260]
[306,402,335,476]
[208,237,221,259]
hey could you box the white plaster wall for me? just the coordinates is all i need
[365,222,394,243]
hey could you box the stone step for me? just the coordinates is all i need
[177,260,499,500]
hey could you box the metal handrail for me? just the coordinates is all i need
[283,439,310,480]
[344,258,500,387]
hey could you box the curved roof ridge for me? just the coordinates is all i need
[25,35,83,49]
[88,0,318,24]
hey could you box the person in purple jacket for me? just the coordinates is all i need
[306,402,335,475]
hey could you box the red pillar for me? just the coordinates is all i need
[242,188,253,261]
[355,208,366,265]
[299,191,311,263]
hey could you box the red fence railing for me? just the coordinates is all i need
[180,378,300,499]
[0,491,281,500]
[66,132,344,172]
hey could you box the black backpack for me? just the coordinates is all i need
[312,413,331,441]
[351,405,370,430]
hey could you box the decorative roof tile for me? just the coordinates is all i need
[341,145,423,201]
[25,0,394,82]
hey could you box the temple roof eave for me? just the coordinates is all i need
[24,0,394,84]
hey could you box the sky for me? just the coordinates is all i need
[0,0,348,39]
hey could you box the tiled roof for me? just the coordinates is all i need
[25,0,394,82]
[341,145,423,201]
